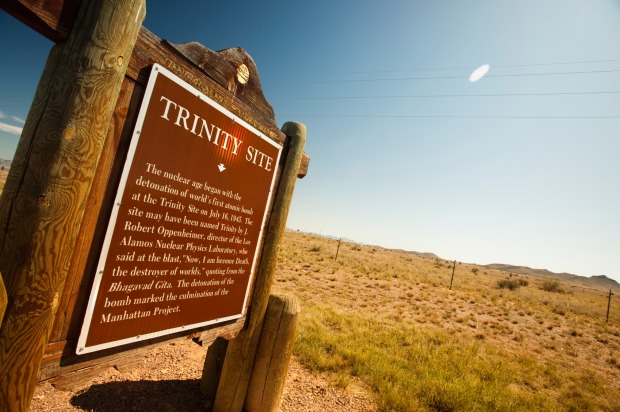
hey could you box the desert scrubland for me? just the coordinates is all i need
[27,229,620,411]
[273,230,620,411]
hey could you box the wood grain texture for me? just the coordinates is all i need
[201,337,230,406]
[245,294,300,412]
[165,42,277,126]
[213,122,307,412]
[0,1,145,410]
[130,31,310,178]
[49,78,139,344]
[128,29,284,143]
[0,0,81,42]
[196,316,246,347]
[167,42,311,178]
[0,274,6,326]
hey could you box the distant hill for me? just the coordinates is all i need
[287,228,361,245]
[0,158,11,168]
[485,263,620,292]
[411,251,441,259]
[286,229,618,292]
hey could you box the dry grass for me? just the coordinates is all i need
[0,167,9,193]
[273,230,620,411]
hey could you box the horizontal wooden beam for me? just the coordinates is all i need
[39,316,245,384]
[0,0,81,42]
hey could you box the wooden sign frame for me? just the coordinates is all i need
[77,64,282,354]
[0,1,309,408]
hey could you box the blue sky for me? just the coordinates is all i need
[1,1,619,282]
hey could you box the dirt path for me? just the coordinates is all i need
[30,338,376,411]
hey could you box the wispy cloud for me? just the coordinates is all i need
[0,122,23,135]
[0,110,25,134]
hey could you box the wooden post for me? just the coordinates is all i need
[0,275,6,326]
[335,238,342,261]
[201,337,229,407]
[607,289,613,323]
[0,1,145,410]
[245,294,300,412]
[213,122,306,412]
[449,260,456,290]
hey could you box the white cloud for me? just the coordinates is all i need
[469,64,490,82]
[11,116,25,124]
[0,111,5,119]
[0,122,23,135]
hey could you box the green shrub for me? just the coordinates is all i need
[541,280,564,293]
[552,306,567,316]
[497,279,521,290]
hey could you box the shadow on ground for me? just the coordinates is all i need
[71,379,210,412]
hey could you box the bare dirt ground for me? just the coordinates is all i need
[30,338,376,412]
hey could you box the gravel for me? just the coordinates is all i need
[30,338,376,412]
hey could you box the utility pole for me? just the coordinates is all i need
[449,260,456,290]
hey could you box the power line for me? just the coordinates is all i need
[280,58,620,78]
[271,90,620,101]
[275,68,620,85]
[493,59,620,69]
[279,114,620,119]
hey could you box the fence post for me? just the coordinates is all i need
[335,238,342,261]
[245,294,300,411]
[213,122,306,412]
[449,260,456,290]
[607,289,613,323]
[0,1,145,410]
